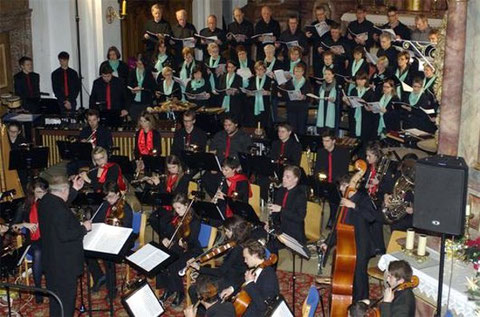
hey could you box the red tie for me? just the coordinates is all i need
[328,152,333,183]
[368,167,377,195]
[64,69,69,97]
[282,190,289,208]
[186,133,191,146]
[106,83,111,110]
[26,73,33,97]
[280,142,286,157]
[225,135,231,158]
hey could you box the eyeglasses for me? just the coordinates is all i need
[183,119,194,123]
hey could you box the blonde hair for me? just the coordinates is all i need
[182,47,194,57]
[92,146,108,160]
[207,42,219,52]
[264,44,275,53]
[377,56,389,67]
[162,66,173,77]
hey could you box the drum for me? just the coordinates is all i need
[1,94,12,106]
[6,96,22,109]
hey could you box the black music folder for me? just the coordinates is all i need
[227,199,262,226]
[122,280,165,317]
[57,141,93,161]
[9,147,49,170]
[125,241,178,277]
[83,223,134,262]
[193,201,225,222]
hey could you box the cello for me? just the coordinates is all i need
[329,159,367,316]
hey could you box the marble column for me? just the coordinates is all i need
[438,0,469,156]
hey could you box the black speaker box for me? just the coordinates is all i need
[413,155,468,235]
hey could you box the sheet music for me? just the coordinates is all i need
[173,77,190,88]
[240,87,263,96]
[83,223,132,255]
[404,128,430,137]
[236,68,253,80]
[401,81,413,92]
[277,40,300,49]
[374,26,396,38]
[125,283,165,317]
[10,114,35,122]
[194,34,218,41]
[127,243,171,272]
[287,90,303,101]
[228,33,247,43]
[185,92,210,100]
[306,93,325,100]
[273,69,289,85]
[330,45,345,55]
[277,233,309,259]
[194,48,203,61]
[347,96,366,108]
[271,300,294,317]
[208,64,226,74]
[215,88,238,94]
[420,107,435,115]
[313,21,330,37]
[367,101,382,114]
[364,48,378,65]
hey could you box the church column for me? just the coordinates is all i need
[438,0,469,156]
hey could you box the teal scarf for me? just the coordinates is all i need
[209,56,220,90]
[191,78,205,91]
[163,79,173,96]
[409,91,423,107]
[377,93,392,136]
[154,54,168,72]
[316,82,337,128]
[348,59,364,94]
[292,76,305,91]
[134,68,145,102]
[395,67,409,96]
[423,76,436,90]
[322,64,334,77]
[180,60,195,100]
[109,60,120,73]
[221,73,236,111]
[289,59,301,73]
[354,86,367,137]
[254,75,267,115]
[265,58,276,73]
[239,59,249,88]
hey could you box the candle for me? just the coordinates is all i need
[466,204,471,217]
[406,228,415,250]
[417,234,427,256]
[257,122,261,129]
[121,0,127,16]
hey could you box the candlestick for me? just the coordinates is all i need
[466,204,471,217]
[406,228,415,250]
[417,234,427,256]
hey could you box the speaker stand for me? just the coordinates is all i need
[435,234,446,317]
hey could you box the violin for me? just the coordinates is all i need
[167,199,195,249]
[178,241,237,277]
[366,275,419,317]
[106,196,126,227]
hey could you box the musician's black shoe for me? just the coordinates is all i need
[172,292,185,306]
[159,290,174,302]
[92,275,106,293]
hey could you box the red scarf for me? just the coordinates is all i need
[166,174,178,193]
[98,162,126,191]
[64,69,69,97]
[368,165,378,195]
[138,130,154,156]
[225,173,252,217]
[29,201,41,241]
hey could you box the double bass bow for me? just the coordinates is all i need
[329,159,367,317]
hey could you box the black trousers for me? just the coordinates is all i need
[353,252,370,301]
[87,259,117,298]
[45,270,78,317]
[286,109,308,135]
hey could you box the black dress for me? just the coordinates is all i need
[245,75,273,128]
[216,73,244,123]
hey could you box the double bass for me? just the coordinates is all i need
[0,123,24,201]
[329,159,367,316]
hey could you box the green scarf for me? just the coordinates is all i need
[239,59,249,88]
[423,76,436,90]
[354,86,367,137]
[209,56,220,90]
[134,68,145,102]
[180,60,195,100]
[348,59,364,94]
[316,82,337,128]
[221,73,236,111]
[109,60,120,72]
[265,58,276,73]
[409,91,423,107]
[154,54,168,72]
[292,76,305,91]
[254,75,267,115]
[377,93,392,136]
[163,79,173,96]
[191,78,205,91]
[395,67,409,96]
[289,59,301,73]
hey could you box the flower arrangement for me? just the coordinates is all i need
[464,237,480,271]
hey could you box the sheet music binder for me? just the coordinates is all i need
[83,223,134,262]
[125,241,178,277]
[265,295,294,317]
[122,280,165,317]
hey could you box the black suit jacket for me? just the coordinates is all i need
[98,60,129,83]
[272,185,307,244]
[379,288,416,317]
[38,193,87,277]
[206,301,235,317]
[314,146,350,183]
[243,266,280,317]
[51,67,80,106]
[78,125,113,152]
[269,137,302,166]
[210,129,252,162]
[171,126,208,156]
[14,71,41,111]
[89,76,128,111]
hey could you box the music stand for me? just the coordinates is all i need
[183,152,221,173]
[193,201,225,224]
[275,232,310,316]
[142,156,166,175]
[297,134,322,152]
[9,147,49,184]
[57,141,93,161]
[265,295,294,317]
[122,280,165,317]
[39,98,61,115]
[110,155,135,177]
[125,241,178,278]
[99,110,123,128]
[227,199,262,227]
[238,153,278,178]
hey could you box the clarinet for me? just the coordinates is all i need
[267,182,275,241]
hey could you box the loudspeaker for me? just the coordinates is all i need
[413,155,468,235]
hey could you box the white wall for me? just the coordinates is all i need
[193,0,223,30]
[30,0,122,108]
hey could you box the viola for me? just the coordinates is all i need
[106,197,126,227]
[366,275,419,317]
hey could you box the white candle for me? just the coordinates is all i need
[417,234,427,256]
[406,228,415,250]
[466,204,471,217]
